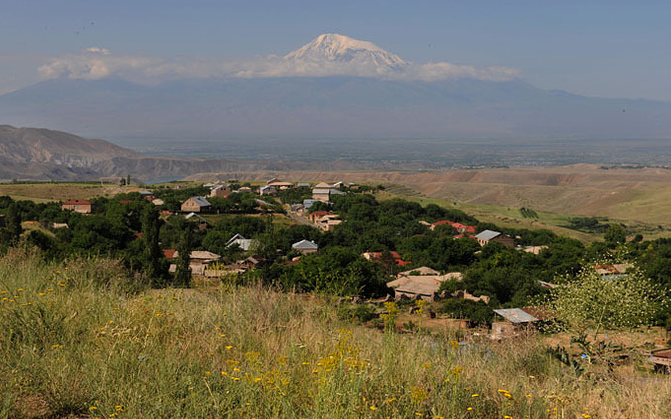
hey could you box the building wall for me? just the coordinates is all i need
[181,200,201,212]
[62,204,93,214]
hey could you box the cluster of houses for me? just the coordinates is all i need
[161,233,320,278]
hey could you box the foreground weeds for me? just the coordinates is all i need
[1,247,671,418]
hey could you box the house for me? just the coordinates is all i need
[312,188,345,202]
[491,308,540,340]
[236,255,264,271]
[303,199,319,210]
[62,199,94,214]
[521,245,548,255]
[316,214,341,231]
[329,189,346,198]
[267,180,295,189]
[474,229,514,247]
[259,185,277,196]
[309,211,341,231]
[174,250,221,264]
[595,263,633,278]
[296,182,311,188]
[430,220,477,234]
[152,198,164,206]
[386,267,462,302]
[312,188,331,202]
[237,186,252,193]
[292,239,319,254]
[181,196,211,213]
[314,182,334,189]
[168,250,222,277]
[163,249,177,259]
[185,212,209,229]
[308,210,331,223]
[210,184,232,198]
[226,234,258,252]
[51,222,69,229]
[362,251,411,266]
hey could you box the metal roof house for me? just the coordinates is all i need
[491,308,540,340]
[181,196,211,213]
[493,308,539,324]
[303,199,319,210]
[292,239,319,254]
[475,229,514,248]
[226,234,257,252]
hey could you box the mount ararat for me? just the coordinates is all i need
[1,33,671,142]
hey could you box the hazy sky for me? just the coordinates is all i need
[2,0,670,100]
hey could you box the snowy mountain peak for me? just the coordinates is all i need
[284,33,407,70]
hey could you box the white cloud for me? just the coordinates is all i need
[37,47,520,83]
[38,48,162,81]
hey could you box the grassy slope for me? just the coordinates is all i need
[377,189,599,244]
[2,249,671,418]
[189,165,671,241]
[0,183,128,202]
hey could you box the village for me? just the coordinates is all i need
[53,178,655,345]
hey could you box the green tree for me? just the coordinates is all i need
[546,260,666,362]
[142,205,166,285]
[6,202,23,243]
[604,224,626,247]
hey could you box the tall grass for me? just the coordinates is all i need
[1,247,671,418]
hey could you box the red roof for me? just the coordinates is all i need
[119,199,133,204]
[163,249,177,259]
[465,225,477,233]
[432,220,455,227]
[63,199,93,205]
[365,251,411,266]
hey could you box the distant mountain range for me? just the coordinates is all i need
[2,34,671,142]
[0,125,364,181]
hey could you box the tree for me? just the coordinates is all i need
[174,227,193,288]
[6,202,22,243]
[604,224,626,247]
[142,205,166,285]
[546,260,666,363]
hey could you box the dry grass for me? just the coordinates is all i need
[2,248,671,418]
[0,182,129,202]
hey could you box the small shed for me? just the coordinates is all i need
[491,308,539,340]
[649,348,671,373]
